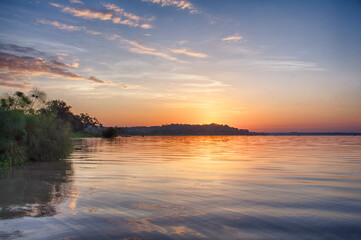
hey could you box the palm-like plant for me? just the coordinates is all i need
[0,89,47,115]
[29,88,47,113]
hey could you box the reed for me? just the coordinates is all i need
[0,109,72,167]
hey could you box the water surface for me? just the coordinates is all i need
[1,136,361,239]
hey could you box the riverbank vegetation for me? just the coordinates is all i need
[0,89,102,167]
[102,127,118,138]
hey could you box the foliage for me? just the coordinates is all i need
[78,113,102,130]
[25,113,72,162]
[0,89,46,115]
[0,109,27,167]
[1,89,109,166]
[102,127,118,138]
[47,100,102,132]
[0,90,73,167]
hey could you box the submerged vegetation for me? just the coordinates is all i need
[0,89,102,167]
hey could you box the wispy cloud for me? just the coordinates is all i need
[0,81,31,90]
[0,72,32,89]
[85,29,101,35]
[56,53,68,57]
[103,3,153,28]
[124,40,177,61]
[222,35,243,42]
[50,2,152,29]
[37,19,82,31]
[139,73,230,101]
[63,6,112,20]
[142,0,197,13]
[0,43,45,57]
[0,52,80,78]
[69,0,83,4]
[249,59,324,71]
[171,48,207,58]
[50,3,112,20]
[50,3,62,8]
[37,18,101,35]
[122,84,140,89]
[88,76,105,84]
[140,24,152,29]
[71,62,79,68]
[0,44,106,86]
[50,59,78,69]
[105,34,121,41]
[175,74,229,93]
[112,17,138,27]
[177,40,188,45]
[103,3,140,21]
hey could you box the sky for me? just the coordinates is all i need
[0,0,360,132]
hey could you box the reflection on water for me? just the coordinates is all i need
[1,136,361,239]
[0,160,74,220]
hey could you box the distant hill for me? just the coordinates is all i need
[261,132,361,136]
[121,123,250,136]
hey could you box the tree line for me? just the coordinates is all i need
[123,123,250,135]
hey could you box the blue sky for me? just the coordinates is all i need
[0,0,360,131]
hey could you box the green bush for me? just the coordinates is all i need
[0,109,72,167]
[0,110,27,167]
[0,89,106,166]
[25,113,72,161]
[102,127,118,138]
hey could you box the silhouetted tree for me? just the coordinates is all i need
[102,127,118,138]
[47,100,102,132]
[47,100,73,121]
[122,124,250,136]
[78,113,102,130]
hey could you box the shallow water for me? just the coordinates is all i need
[1,136,361,240]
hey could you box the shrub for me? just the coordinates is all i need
[0,110,27,166]
[102,127,118,138]
[0,89,105,166]
[0,109,72,167]
[25,113,72,161]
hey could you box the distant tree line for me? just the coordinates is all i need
[122,123,249,136]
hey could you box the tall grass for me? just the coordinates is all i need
[25,113,72,162]
[0,89,104,166]
[0,109,72,167]
[0,110,27,166]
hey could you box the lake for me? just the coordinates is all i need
[1,136,361,239]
